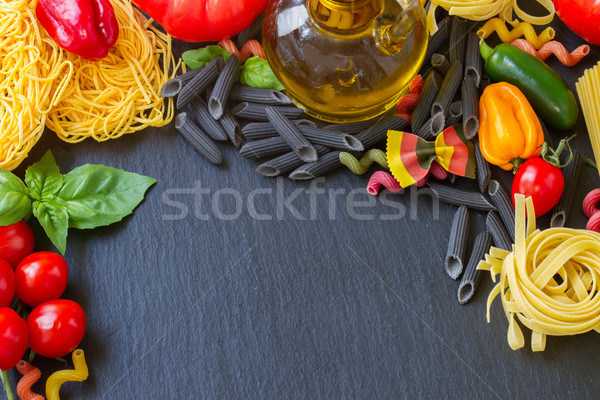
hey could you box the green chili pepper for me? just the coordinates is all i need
[480,40,578,131]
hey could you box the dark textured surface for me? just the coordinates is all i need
[6,11,600,400]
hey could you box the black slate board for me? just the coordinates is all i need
[5,8,600,400]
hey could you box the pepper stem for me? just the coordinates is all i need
[541,135,576,168]
[511,157,525,174]
[1,370,14,400]
[479,39,493,62]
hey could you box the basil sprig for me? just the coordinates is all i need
[0,151,157,254]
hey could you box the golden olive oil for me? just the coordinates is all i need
[264,0,428,122]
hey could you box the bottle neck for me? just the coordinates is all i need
[308,0,381,33]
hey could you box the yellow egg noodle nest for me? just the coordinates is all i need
[0,0,178,171]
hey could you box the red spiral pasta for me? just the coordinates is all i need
[583,189,600,232]
[510,39,590,67]
[217,38,265,63]
[16,360,44,400]
[429,162,448,180]
[395,75,423,123]
[367,171,403,195]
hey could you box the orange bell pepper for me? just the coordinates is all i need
[478,82,544,171]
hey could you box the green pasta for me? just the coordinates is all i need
[339,149,388,175]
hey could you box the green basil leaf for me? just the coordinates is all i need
[240,56,285,91]
[57,164,157,229]
[33,199,68,254]
[182,46,232,70]
[0,168,31,225]
[25,150,63,201]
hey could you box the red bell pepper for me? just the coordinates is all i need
[36,0,119,60]
[132,0,269,43]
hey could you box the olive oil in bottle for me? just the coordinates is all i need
[263,0,428,122]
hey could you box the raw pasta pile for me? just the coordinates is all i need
[0,0,177,170]
[0,0,70,171]
[478,195,600,351]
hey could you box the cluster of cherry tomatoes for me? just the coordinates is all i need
[0,221,86,371]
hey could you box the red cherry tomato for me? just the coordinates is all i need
[0,307,28,371]
[511,158,565,217]
[0,221,35,269]
[0,260,15,308]
[554,0,600,46]
[27,299,86,358]
[15,252,68,307]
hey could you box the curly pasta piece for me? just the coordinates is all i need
[478,195,600,351]
[340,149,388,175]
[510,39,590,66]
[583,189,600,232]
[477,18,554,49]
[217,38,265,63]
[16,361,43,400]
[428,0,554,28]
[367,171,403,195]
[395,74,423,121]
[46,349,89,400]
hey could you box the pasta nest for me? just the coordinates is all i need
[0,0,178,171]
[479,195,600,351]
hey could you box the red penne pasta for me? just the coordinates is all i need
[16,360,44,400]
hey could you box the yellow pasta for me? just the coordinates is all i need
[46,349,89,400]
[45,0,178,142]
[427,0,555,32]
[477,18,555,49]
[0,0,178,171]
[0,0,72,171]
[478,194,600,351]
[575,61,600,177]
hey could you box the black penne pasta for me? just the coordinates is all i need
[551,150,582,227]
[188,98,228,141]
[431,53,451,77]
[208,54,240,119]
[324,117,382,134]
[487,179,515,241]
[236,13,264,47]
[458,231,492,305]
[415,111,444,140]
[265,106,317,162]
[174,113,222,165]
[446,100,462,128]
[289,150,350,180]
[427,182,495,211]
[239,137,291,160]
[473,141,491,193]
[219,107,243,148]
[424,17,449,63]
[242,120,316,141]
[176,57,222,110]
[464,31,481,87]
[486,211,513,251]
[355,115,408,148]
[449,16,468,64]
[461,77,479,139]
[232,102,305,121]
[161,66,206,98]
[298,125,364,151]
[432,60,463,118]
[411,70,442,134]
[256,145,330,177]
[445,205,470,280]
[448,173,457,184]
[229,84,292,105]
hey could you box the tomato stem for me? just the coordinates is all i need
[1,370,14,400]
[541,135,575,168]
